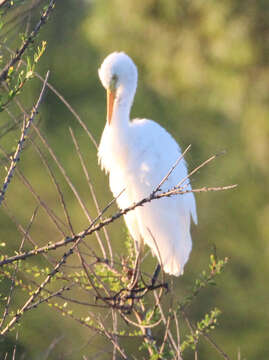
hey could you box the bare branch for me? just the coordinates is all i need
[154,144,192,192]
[69,127,113,264]
[0,71,49,206]
[0,0,56,83]
[0,180,237,268]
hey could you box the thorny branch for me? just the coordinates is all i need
[0,181,236,267]
[0,0,56,84]
[0,71,49,206]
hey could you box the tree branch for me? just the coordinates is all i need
[0,183,237,267]
[0,0,56,83]
[0,71,49,206]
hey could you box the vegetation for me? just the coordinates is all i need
[0,0,268,358]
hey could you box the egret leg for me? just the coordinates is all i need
[151,264,161,286]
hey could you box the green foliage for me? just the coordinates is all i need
[178,254,228,312]
[0,39,46,112]
[181,308,221,352]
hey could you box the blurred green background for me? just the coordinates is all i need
[1,0,269,358]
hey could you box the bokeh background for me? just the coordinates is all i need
[1,0,269,358]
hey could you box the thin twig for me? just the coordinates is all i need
[3,93,70,236]
[43,335,64,360]
[31,123,107,258]
[176,153,218,188]
[0,71,49,206]
[159,313,171,356]
[26,285,70,311]
[69,127,113,264]
[203,333,231,360]
[0,150,67,237]
[0,206,38,330]
[154,144,191,193]
[0,183,237,268]
[154,292,182,359]
[0,0,56,83]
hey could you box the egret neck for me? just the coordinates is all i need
[108,84,136,130]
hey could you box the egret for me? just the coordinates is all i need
[98,52,197,276]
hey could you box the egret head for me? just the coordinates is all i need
[98,52,138,124]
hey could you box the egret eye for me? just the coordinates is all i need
[110,74,118,92]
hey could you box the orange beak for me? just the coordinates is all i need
[107,89,115,125]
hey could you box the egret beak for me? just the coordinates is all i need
[107,89,115,125]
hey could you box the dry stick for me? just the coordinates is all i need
[96,320,128,360]
[154,144,192,193]
[18,167,67,236]
[68,129,109,264]
[28,139,73,234]
[43,336,65,360]
[154,292,182,359]
[42,80,98,149]
[203,333,231,360]
[31,123,107,259]
[176,154,217,189]
[51,302,108,337]
[47,142,90,309]
[6,101,72,235]
[133,310,156,358]
[57,303,128,359]
[181,310,227,360]
[112,309,118,360]
[173,310,182,360]
[63,332,101,360]
[5,94,70,236]
[159,313,171,356]
[88,262,112,298]
[2,202,55,266]
[140,230,167,323]
[76,250,111,301]
[120,307,162,330]
[0,0,56,83]
[0,150,68,238]
[25,285,70,312]
[25,278,76,310]
[2,202,39,249]
[0,183,237,268]
[23,129,102,278]
[0,71,49,206]
[56,294,109,309]
[181,310,199,356]
[11,331,18,360]
[0,206,38,330]
[164,184,237,197]
[69,127,113,265]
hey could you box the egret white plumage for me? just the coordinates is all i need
[98,52,197,276]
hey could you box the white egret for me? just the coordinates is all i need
[98,52,197,276]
